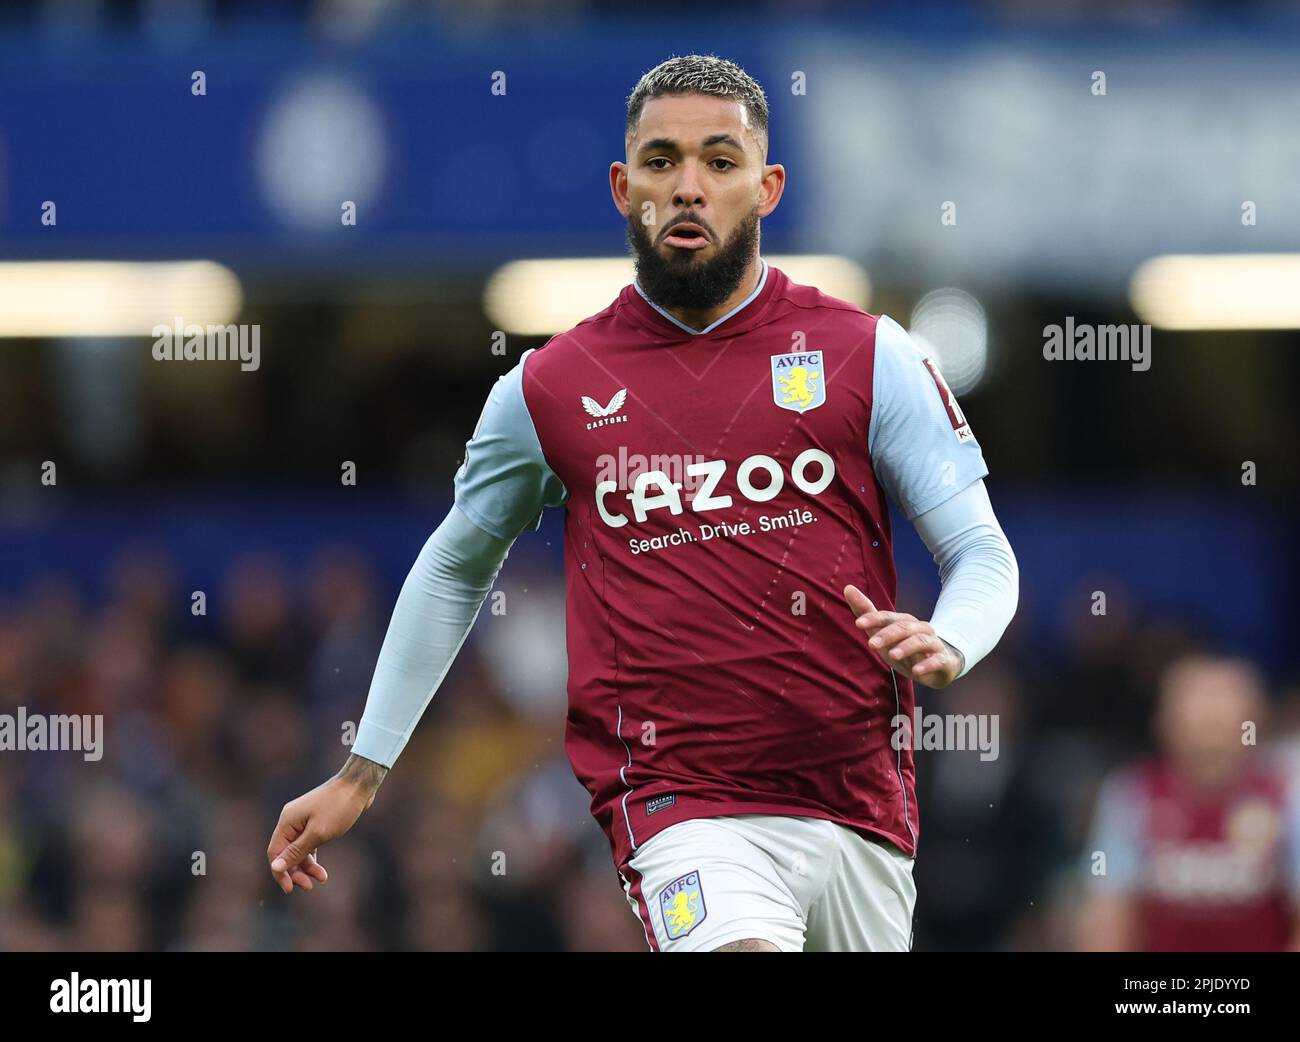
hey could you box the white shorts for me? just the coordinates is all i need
[620,814,916,952]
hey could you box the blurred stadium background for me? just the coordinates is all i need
[1,0,1298,952]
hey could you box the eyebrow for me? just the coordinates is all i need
[637,133,747,156]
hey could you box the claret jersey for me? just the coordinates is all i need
[453,258,988,874]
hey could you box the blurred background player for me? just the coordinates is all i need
[1079,654,1300,951]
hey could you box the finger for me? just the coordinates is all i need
[270,832,318,877]
[292,852,330,889]
[855,610,906,633]
[843,584,877,617]
[911,658,956,688]
[267,808,305,866]
[271,857,294,893]
[268,814,303,891]
[912,653,947,677]
[868,620,926,652]
[888,633,941,663]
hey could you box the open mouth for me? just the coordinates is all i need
[663,223,711,250]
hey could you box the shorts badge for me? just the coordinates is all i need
[660,870,707,939]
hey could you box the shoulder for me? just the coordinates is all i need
[520,326,597,411]
[524,294,627,373]
[865,313,939,406]
[1112,758,1161,800]
[1091,762,1153,829]
[768,265,880,341]
[873,313,921,355]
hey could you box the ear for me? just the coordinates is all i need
[610,161,630,217]
[758,163,786,219]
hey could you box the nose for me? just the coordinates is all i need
[672,159,706,211]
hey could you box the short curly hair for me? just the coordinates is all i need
[625,54,770,159]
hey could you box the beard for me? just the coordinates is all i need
[625,204,760,312]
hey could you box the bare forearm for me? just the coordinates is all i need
[335,752,389,798]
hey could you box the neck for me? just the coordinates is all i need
[1176,756,1237,794]
[657,254,765,333]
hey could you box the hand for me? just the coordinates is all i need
[266,754,387,895]
[843,584,964,689]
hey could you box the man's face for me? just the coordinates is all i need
[1157,659,1263,776]
[613,93,783,311]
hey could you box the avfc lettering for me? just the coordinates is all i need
[595,448,835,528]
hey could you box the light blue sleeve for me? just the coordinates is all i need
[1084,769,1144,893]
[351,503,512,767]
[868,315,989,520]
[350,351,569,768]
[912,479,1018,679]
[453,348,569,542]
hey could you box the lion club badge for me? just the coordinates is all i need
[771,351,826,413]
[660,870,707,940]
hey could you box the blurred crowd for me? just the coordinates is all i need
[0,0,1287,40]
[1,533,1296,951]
[0,540,643,952]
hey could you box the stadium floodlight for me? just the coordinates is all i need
[485,255,870,336]
[0,261,243,338]
[1130,253,1300,330]
[908,288,990,397]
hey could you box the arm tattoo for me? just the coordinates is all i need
[711,938,781,952]
[337,753,389,794]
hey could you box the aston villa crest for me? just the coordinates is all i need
[771,351,826,413]
[660,870,707,940]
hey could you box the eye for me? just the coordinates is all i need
[711,158,736,171]
[647,157,671,170]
